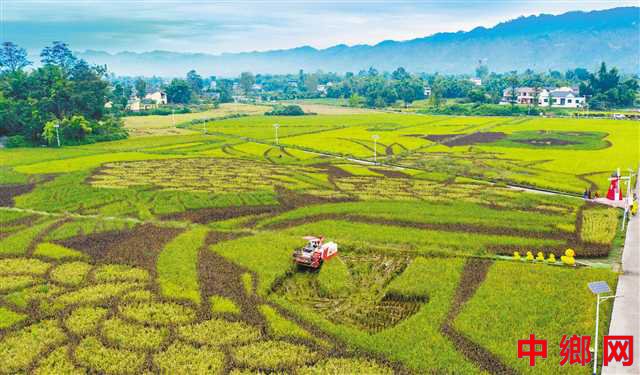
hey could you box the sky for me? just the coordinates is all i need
[1,0,637,55]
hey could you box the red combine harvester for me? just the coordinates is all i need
[292,236,338,269]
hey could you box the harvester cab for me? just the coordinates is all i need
[293,236,338,269]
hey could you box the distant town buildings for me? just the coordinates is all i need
[501,86,585,108]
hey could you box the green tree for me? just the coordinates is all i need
[348,93,363,107]
[186,70,204,94]
[42,115,92,145]
[0,42,31,73]
[166,79,192,104]
[134,78,147,98]
[239,72,255,94]
[40,41,77,72]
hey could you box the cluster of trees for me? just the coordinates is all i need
[579,63,638,109]
[0,41,127,147]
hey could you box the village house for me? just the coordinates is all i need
[500,86,585,108]
[126,90,167,112]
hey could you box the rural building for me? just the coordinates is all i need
[424,86,432,97]
[144,91,167,105]
[501,86,585,108]
[469,78,482,86]
[317,84,327,96]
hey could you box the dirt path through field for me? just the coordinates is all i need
[441,258,517,374]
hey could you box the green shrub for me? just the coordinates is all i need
[33,346,81,375]
[233,340,317,369]
[65,306,108,336]
[317,257,351,297]
[5,135,33,148]
[94,264,149,283]
[265,104,306,116]
[102,317,168,351]
[0,306,27,329]
[75,336,144,374]
[157,227,208,303]
[50,261,92,286]
[210,295,240,314]
[259,304,309,339]
[33,242,86,260]
[299,358,393,375]
[0,320,66,373]
[0,257,51,276]
[178,318,260,346]
[119,301,196,326]
[153,341,225,374]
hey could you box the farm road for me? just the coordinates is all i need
[603,167,639,375]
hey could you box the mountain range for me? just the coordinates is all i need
[78,7,639,77]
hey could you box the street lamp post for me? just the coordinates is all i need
[372,134,380,164]
[588,281,622,375]
[273,123,280,145]
[54,124,61,147]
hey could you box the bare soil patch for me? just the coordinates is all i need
[59,224,182,272]
[421,132,506,147]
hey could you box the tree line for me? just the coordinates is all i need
[0,41,127,147]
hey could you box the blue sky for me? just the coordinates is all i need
[1,0,637,54]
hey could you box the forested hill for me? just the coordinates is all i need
[79,7,639,76]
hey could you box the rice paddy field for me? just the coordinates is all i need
[0,108,638,374]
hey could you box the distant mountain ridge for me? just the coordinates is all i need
[78,7,639,77]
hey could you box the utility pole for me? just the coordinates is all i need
[54,123,61,147]
[273,123,280,145]
[372,134,380,164]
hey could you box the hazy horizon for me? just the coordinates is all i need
[2,0,638,56]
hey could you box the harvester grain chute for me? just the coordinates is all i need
[292,236,338,269]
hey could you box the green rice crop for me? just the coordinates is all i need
[157,227,208,303]
[75,336,144,374]
[49,282,140,312]
[45,218,137,241]
[153,341,225,374]
[317,257,351,297]
[271,256,476,373]
[0,306,26,329]
[0,320,66,373]
[284,220,564,256]
[386,257,439,300]
[0,275,39,293]
[33,242,86,260]
[0,257,51,276]
[210,295,240,314]
[50,261,92,286]
[0,220,55,255]
[259,304,310,339]
[241,272,254,295]
[4,283,65,309]
[299,358,393,375]
[64,306,108,336]
[232,340,317,369]
[454,261,618,374]
[178,318,260,346]
[94,264,149,283]
[119,301,196,325]
[102,317,168,350]
[33,346,81,375]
